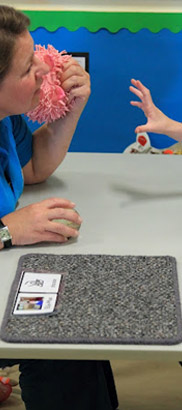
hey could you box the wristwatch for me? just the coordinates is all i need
[0,219,12,248]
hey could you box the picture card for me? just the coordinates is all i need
[19,271,62,293]
[13,293,57,315]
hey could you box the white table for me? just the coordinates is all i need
[1,153,182,361]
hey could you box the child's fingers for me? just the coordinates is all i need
[129,85,143,100]
[130,79,151,100]
[135,80,152,101]
[131,78,145,91]
[135,124,149,133]
[130,101,143,108]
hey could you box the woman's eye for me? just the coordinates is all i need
[26,63,33,74]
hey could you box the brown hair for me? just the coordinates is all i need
[0,5,30,82]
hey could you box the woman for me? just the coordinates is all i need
[0,6,118,410]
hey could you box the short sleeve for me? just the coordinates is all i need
[10,115,33,168]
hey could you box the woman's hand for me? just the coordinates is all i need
[1,198,82,246]
[61,57,91,116]
[129,79,169,134]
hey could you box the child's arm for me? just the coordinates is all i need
[129,78,182,142]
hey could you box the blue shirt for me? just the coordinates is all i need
[0,116,32,218]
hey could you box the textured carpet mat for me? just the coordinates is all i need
[1,253,182,345]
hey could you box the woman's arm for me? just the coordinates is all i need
[23,58,90,184]
[0,59,89,249]
[129,78,182,142]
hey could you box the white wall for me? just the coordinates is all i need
[4,0,182,12]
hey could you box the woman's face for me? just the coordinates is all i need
[0,30,49,119]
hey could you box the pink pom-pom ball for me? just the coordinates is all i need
[26,44,71,124]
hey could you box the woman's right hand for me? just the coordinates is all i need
[1,197,82,246]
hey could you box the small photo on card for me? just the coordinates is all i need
[19,272,62,293]
[13,293,57,315]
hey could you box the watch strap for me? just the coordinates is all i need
[0,219,12,248]
[0,219,5,228]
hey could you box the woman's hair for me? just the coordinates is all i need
[0,5,30,82]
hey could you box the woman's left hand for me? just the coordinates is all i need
[61,57,91,114]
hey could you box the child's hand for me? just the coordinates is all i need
[129,79,168,134]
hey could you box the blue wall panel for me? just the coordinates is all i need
[28,27,182,152]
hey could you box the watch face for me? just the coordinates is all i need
[0,227,12,242]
